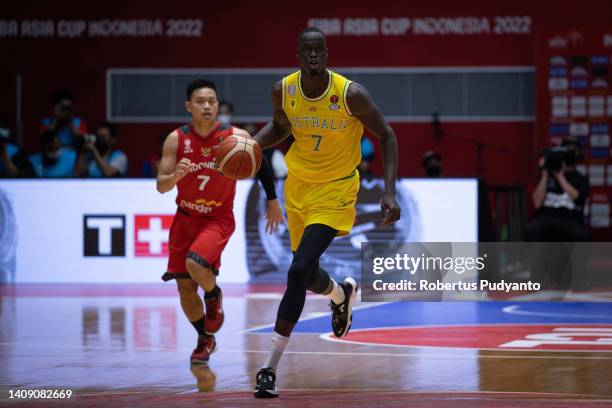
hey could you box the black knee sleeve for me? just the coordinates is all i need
[306,262,332,294]
[277,223,338,323]
[277,257,314,323]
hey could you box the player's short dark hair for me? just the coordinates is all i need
[97,121,118,138]
[186,79,217,101]
[52,89,75,105]
[298,26,326,45]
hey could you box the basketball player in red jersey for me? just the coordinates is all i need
[157,79,284,364]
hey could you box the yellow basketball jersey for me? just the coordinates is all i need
[281,70,363,183]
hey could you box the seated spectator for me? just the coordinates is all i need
[0,119,34,178]
[76,122,128,178]
[40,89,87,148]
[29,130,77,178]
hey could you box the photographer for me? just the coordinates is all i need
[29,130,77,178]
[525,138,590,242]
[40,89,88,148]
[75,122,128,178]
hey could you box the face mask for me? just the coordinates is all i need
[218,114,231,126]
[0,127,9,140]
[45,149,61,162]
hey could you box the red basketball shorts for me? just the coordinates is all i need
[163,209,235,280]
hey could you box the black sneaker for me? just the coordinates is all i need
[330,277,358,338]
[254,367,279,398]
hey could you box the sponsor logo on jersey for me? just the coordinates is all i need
[329,94,340,110]
[195,198,223,206]
[184,138,193,154]
[179,200,214,214]
[288,85,296,96]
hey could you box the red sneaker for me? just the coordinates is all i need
[190,335,216,364]
[204,287,224,335]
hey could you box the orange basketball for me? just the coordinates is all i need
[215,135,262,180]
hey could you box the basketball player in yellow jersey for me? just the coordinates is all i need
[252,27,401,398]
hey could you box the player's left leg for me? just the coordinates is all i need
[163,210,216,363]
[254,223,337,398]
[186,215,235,336]
[185,258,224,335]
[176,278,215,364]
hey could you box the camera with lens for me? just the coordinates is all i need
[73,133,96,152]
[541,146,575,173]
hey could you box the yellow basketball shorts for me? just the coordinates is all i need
[283,170,360,251]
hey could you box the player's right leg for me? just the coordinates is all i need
[306,261,357,338]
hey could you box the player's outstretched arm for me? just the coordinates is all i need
[347,82,401,225]
[253,81,293,149]
[156,131,190,193]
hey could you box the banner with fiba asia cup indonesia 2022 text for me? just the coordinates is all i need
[0,178,477,285]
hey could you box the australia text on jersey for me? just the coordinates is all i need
[287,116,352,130]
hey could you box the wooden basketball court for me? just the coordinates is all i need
[1,283,611,407]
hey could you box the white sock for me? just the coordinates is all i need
[262,332,290,371]
[327,279,345,305]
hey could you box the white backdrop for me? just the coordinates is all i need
[0,179,477,283]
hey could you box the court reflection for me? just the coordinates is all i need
[82,306,126,349]
[81,305,178,350]
[190,365,217,392]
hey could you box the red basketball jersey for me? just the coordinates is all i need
[174,122,236,217]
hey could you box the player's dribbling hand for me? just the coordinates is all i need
[381,194,401,226]
[174,158,191,181]
[265,199,286,234]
